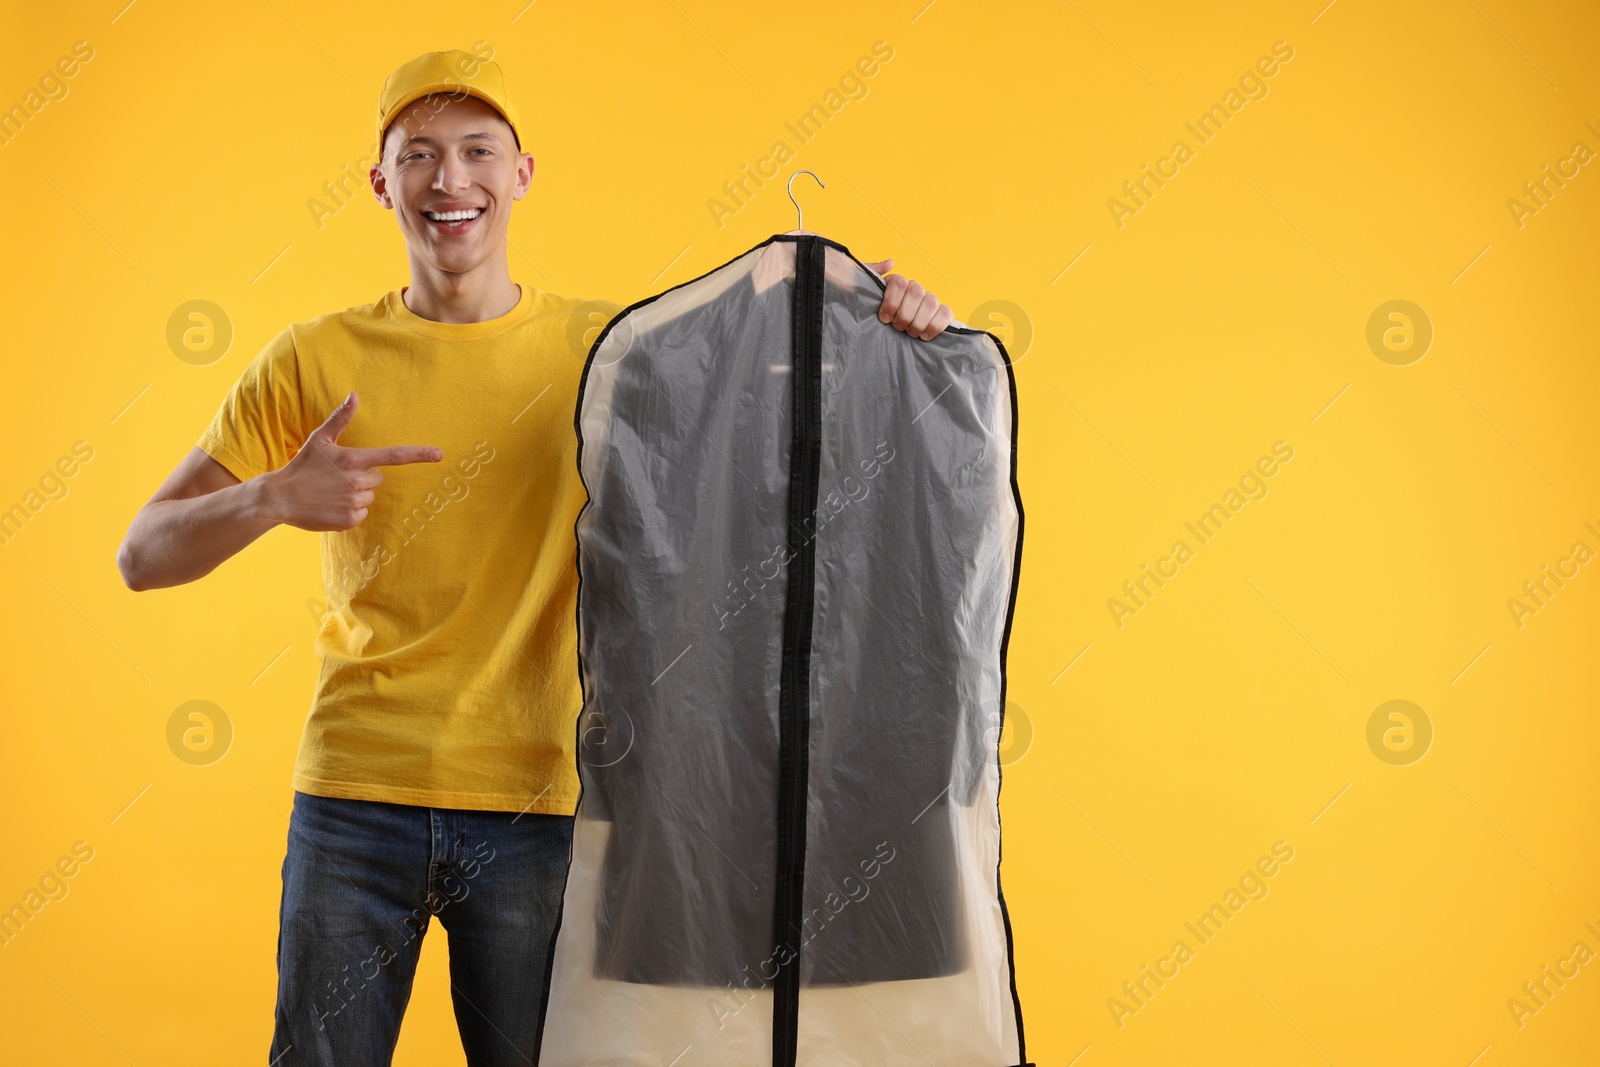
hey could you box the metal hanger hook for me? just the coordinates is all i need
[787,169,825,232]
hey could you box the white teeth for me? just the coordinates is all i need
[425,208,482,222]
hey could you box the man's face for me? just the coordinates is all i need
[371,93,532,276]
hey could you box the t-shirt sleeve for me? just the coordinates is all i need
[195,326,308,482]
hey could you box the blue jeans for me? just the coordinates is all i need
[268,790,573,1066]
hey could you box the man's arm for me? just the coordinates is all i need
[117,392,440,591]
[115,448,278,591]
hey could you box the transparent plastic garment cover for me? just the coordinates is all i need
[537,234,1028,1067]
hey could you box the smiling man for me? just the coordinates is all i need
[116,49,956,1067]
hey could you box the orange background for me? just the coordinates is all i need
[1,1,1597,1063]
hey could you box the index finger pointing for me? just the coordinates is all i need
[346,445,444,467]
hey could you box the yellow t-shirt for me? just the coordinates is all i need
[197,283,622,814]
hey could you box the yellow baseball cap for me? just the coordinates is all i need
[376,49,526,159]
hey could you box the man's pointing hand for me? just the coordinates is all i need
[262,392,442,532]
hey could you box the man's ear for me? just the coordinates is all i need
[512,151,535,202]
[370,160,393,209]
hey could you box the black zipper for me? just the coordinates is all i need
[771,234,825,1067]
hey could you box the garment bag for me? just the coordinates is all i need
[537,233,1028,1067]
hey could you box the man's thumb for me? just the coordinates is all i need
[312,392,358,444]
